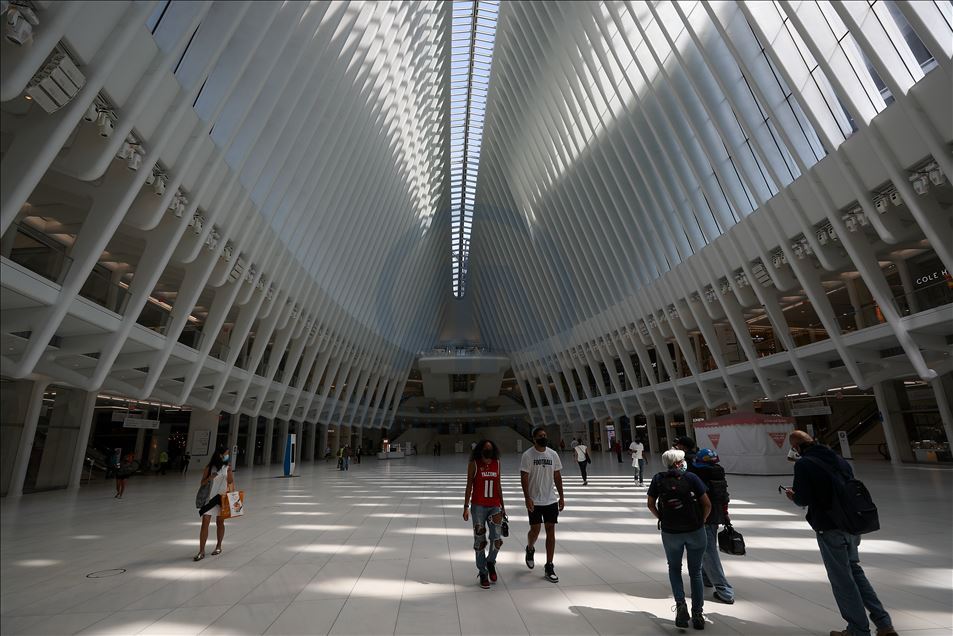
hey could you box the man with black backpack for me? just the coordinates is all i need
[785,431,896,636]
[688,448,734,605]
[647,449,712,630]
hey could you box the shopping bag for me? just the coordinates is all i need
[220,490,245,519]
[717,522,745,555]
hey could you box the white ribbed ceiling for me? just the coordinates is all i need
[0,0,950,426]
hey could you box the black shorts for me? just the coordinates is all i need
[528,502,559,525]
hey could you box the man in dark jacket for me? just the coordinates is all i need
[785,431,896,636]
[688,448,735,604]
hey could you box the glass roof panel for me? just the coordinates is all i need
[449,0,498,299]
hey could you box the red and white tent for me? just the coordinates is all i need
[693,412,795,475]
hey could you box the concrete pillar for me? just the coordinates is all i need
[186,408,219,476]
[319,423,329,459]
[872,381,914,464]
[663,413,675,450]
[645,414,659,462]
[891,257,920,315]
[310,422,324,462]
[293,421,304,468]
[35,388,94,491]
[246,416,259,467]
[277,419,289,466]
[844,276,866,329]
[262,418,274,467]
[301,421,309,462]
[6,380,49,496]
[930,374,953,451]
[227,413,240,462]
[683,409,695,440]
[68,391,99,489]
[134,428,147,466]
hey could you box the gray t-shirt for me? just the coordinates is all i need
[520,447,562,506]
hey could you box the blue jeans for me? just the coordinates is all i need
[702,524,733,600]
[816,530,892,636]
[661,526,707,612]
[471,504,502,575]
[634,458,646,483]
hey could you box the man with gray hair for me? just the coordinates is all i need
[647,448,711,630]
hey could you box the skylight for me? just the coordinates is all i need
[450,0,499,299]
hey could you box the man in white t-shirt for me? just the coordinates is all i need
[520,426,564,583]
[572,441,590,485]
[629,438,646,486]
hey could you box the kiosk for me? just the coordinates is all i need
[693,412,795,475]
[283,433,296,476]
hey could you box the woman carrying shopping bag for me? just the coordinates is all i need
[194,446,234,561]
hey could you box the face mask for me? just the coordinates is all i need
[674,461,688,474]
[222,455,230,464]
[481,449,493,459]
[534,437,547,447]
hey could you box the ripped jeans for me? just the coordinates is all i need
[471,504,503,575]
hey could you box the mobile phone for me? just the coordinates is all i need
[777,485,788,493]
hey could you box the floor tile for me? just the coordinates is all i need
[200,602,290,635]
[78,609,172,635]
[265,599,346,635]
[139,605,230,635]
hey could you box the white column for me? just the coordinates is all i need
[683,409,695,439]
[227,414,240,461]
[319,423,329,459]
[7,380,50,497]
[293,421,304,469]
[246,415,259,468]
[186,408,220,475]
[872,381,914,464]
[891,257,920,315]
[134,428,147,466]
[68,391,99,489]
[277,419,289,466]
[262,418,274,467]
[663,413,675,450]
[645,415,659,465]
[844,276,866,329]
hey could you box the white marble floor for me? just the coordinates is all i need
[1,453,951,636]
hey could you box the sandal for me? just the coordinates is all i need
[211,547,222,556]
[193,553,205,561]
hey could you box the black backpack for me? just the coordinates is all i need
[656,475,702,533]
[804,457,880,535]
[706,478,729,508]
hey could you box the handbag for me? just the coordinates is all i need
[195,482,211,509]
[717,521,746,556]
[220,490,245,519]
